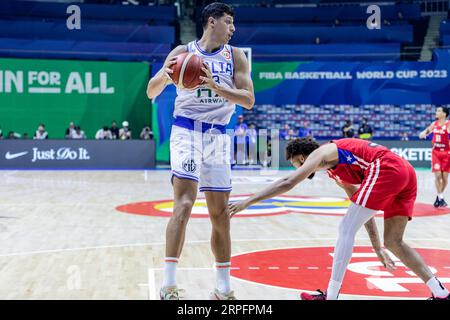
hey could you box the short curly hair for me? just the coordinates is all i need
[285,137,320,161]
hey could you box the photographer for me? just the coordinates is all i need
[140,126,154,140]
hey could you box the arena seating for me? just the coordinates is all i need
[243,104,437,139]
[195,2,423,61]
[0,0,176,61]
[440,19,450,45]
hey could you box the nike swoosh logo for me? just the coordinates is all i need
[5,151,28,160]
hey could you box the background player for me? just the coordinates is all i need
[147,2,254,300]
[419,106,450,208]
[229,138,450,300]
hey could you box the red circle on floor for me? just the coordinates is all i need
[230,246,450,298]
[116,195,450,218]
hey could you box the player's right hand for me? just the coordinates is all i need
[376,247,397,272]
[163,56,177,83]
[228,200,250,218]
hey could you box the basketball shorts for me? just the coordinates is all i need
[351,154,417,220]
[170,116,232,192]
[432,148,450,173]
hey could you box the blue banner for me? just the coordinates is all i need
[253,49,450,105]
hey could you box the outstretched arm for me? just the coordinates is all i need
[200,47,255,110]
[229,143,338,216]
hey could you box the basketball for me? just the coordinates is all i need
[169,52,207,89]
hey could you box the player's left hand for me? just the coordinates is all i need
[376,247,397,272]
[200,63,218,91]
[228,200,250,218]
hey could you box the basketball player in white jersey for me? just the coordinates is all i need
[147,2,254,300]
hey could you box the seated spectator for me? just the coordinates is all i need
[119,121,132,140]
[96,126,113,140]
[70,125,87,139]
[0,126,3,139]
[401,132,409,141]
[298,121,313,138]
[34,124,48,140]
[342,119,355,138]
[140,126,154,140]
[7,131,19,139]
[23,133,29,140]
[65,122,75,139]
[315,37,321,45]
[280,124,291,140]
[110,120,120,140]
[358,117,373,140]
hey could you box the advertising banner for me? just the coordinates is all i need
[0,58,150,139]
[0,140,155,169]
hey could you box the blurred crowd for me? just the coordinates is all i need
[0,120,154,141]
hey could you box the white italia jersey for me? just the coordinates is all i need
[173,40,236,126]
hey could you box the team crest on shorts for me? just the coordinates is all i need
[434,163,441,170]
[182,159,197,173]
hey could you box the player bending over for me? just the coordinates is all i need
[229,138,450,300]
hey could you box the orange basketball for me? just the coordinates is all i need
[169,52,207,89]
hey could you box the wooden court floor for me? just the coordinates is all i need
[0,169,449,300]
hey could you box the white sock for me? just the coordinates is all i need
[327,279,342,300]
[438,193,444,200]
[162,257,178,288]
[215,262,231,294]
[426,277,449,298]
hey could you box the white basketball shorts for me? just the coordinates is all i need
[170,117,232,192]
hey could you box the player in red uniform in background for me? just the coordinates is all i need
[419,106,450,207]
[229,138,450,300]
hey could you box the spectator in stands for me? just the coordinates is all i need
[71,125,87,139]
[358,117,373,140]
[95,126,113,140]
[333,19,340,27]
[110,120,120,139]
[298,121,313,138]
[315,37,321,45]
[342,119,355,138]
[7,131,19,139]
[23,133,29,140]
[397,11,404,20]
[65,122,75,139]
[280,124,291,140]
[34,124,48,140]
[234,115,248,165]
[140,125,154,140]
[0,126,3,139]
[288,128,297,139]
[383,19,391,26]
[401,132,409,141]
[247,123,258,165]
[119,121,132,140]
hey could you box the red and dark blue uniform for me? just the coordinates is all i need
[431,120,450,172]
[327,138,417,220]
